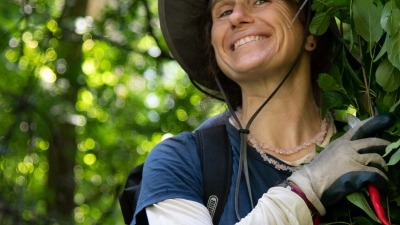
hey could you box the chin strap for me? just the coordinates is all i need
[289,0,310,28]
[215,50,300,219]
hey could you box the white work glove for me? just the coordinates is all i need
[288,114,394,215]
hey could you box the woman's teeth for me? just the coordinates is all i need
[234,36,267,50]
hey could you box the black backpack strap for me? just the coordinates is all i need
[119,164,149,225]
[194,124,232,225]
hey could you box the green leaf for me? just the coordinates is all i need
[317,73,342,92]
[312,0,349,11]
[353,217,375,225]
[381,1,400,35]
[390,99,400,112]
[384,139,400,157]
[353,0,384,43]
[381,1,392,35]
[309,11,332,35]
[386,31,400,70]
[376,91,399,113]
[388,148,400,165]
[385,139,400,166]
[330,0,349,8]
[375,59,400,92]
[328,65,343,83]
[342,50,364,86]
[389,3,400,35]
[374,34,388,62]
[311,0,326,11]
[315,145,325,153]
[346,192,380,223]
[321,92,346,116]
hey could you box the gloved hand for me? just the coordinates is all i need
[288,114,394,215]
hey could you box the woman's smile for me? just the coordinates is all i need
[232,35,269,51]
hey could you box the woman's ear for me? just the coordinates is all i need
[304,35,317,51]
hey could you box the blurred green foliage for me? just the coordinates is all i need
[0,0,224,224]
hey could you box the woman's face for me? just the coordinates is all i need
[211,0,306,82]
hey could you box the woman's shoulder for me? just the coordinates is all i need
[141,130,203,188]
[146,112,232,162]
[145,131,198,163]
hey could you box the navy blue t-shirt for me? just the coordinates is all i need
[133,122,294,224]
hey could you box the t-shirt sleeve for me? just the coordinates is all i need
[133,132,204,223]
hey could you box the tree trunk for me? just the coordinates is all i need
[46,0,88,222]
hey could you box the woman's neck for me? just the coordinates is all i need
[238,73,323,161]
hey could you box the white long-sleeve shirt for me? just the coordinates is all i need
[146,187,313,225]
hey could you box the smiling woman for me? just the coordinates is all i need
[126,0,396,224]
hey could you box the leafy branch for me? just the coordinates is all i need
[309,0,400,224]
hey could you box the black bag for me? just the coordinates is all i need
[119,124,232,225]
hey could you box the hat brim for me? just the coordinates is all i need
[159,0,219,92]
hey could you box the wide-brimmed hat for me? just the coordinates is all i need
[158,0,342,99]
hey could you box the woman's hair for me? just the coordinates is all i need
[197,0,337,109]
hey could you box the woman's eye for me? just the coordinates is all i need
[254,0,269,5]
[213,4,233,18]
[220,9,233,17]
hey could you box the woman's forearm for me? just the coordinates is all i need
[145,187,312,225]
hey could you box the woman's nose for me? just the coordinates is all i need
[229,4,254,28]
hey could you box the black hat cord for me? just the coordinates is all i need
[214,49,301,220]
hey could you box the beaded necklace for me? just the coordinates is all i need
[235,110,329,156]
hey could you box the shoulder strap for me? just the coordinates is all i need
[119,164,149,225]
[194,124,232,225]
